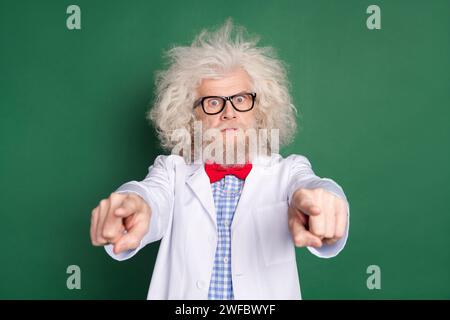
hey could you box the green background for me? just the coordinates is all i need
[1,0,449,299]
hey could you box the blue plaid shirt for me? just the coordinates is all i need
[207,175,244,300]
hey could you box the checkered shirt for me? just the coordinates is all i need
[207,174,244,300]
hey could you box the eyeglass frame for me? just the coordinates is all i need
[193,92,257,115]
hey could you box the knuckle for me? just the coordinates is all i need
[110,192,125,202]
[299,201,311,209]
[313,229,325,237]
[108,205,118,215]
[102,229,115,239]
[91,237,103,246]
[294,189,305,198]
[101,229,114,239]
[127,193,139,201]
[108,193,117,201]
[335,230,345,238]
[340,202,349,214]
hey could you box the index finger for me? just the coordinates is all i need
[113,215,149,254]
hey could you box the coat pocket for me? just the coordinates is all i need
[253,201,296,266]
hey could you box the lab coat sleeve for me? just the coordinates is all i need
[104,155,175,261]
[287,154,350,259]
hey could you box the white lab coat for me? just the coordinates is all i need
[105,153,350,299]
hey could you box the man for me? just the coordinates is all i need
[90,19,349,299]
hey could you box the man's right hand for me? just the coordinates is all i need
[90,192,151,255]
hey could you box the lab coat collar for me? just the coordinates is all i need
[184,153,283,229]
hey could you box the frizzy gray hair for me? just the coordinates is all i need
[147,18,298,151]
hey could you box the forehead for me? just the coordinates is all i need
[196,68,253,97]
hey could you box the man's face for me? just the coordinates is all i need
[194,68,256,132]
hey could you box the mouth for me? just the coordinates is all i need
[220,127,238,132]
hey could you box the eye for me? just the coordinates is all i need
[234,95,246,104]
[207,98,221,108]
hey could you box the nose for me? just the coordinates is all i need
[220,100,237,120]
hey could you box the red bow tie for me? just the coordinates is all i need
[204,162,253,183]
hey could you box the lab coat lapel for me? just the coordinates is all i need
[232,155,273,230]
[185,164,217,227]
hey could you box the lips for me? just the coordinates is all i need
[221,128,238,132]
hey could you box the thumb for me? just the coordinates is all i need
[301,230,323,248]
[113,233,142,255]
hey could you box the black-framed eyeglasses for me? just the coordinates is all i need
[193,92,256,115]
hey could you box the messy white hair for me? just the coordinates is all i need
[148,18,297,151]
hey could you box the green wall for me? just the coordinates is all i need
[1,0,449,299]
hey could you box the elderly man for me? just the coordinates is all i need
[90,19,349,300]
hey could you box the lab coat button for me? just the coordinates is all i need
[196,280,205,289]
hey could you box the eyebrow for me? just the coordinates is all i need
[201,90,251,98]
